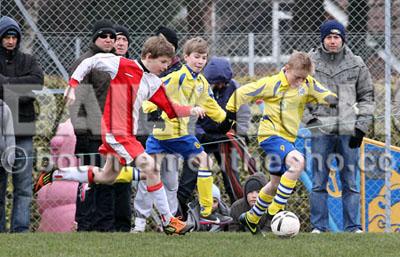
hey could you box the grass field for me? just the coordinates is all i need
[0,232,399,257]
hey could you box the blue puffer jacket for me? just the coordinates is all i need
[196,57,250,136]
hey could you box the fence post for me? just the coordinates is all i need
[14,0,69,80]
[384,0,392,233]
[272,1,281,68]
[75,37,81,60]
[248,32,254,77]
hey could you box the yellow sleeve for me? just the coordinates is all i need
[198,83,226,123]
[226,77,273,112]
[142,101,157,113]
[307,76,337,105]
[114,166,133,183]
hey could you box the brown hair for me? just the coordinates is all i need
[182,37,209,56]
[286,51,314,74]
[141,35,175,59]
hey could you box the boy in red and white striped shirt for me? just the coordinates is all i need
[36,35,204,235]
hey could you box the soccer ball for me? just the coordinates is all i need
[270,211,300,238]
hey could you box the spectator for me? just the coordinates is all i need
[304,20,374,233]
[70,19,117,232]
[186,184,232,232]
[0,16,44,233]
[229,173,269,232]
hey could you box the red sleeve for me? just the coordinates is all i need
[69,78,80,88]
[149,85,192,119]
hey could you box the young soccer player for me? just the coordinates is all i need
[144,37,230,224]
[225,52,337,234]
[35,35,205,235]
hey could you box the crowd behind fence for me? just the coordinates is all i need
[0,0,399,232]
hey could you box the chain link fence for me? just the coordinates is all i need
[1,0,399,232]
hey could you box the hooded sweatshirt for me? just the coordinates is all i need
[0,16,44,132]
[197,57,251,136]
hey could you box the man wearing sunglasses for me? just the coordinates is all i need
[68,19,117,232]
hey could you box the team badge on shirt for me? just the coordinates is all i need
[298,87,305,96]
[196,84,204,94]
[195,142,201,149]
[280,144,285,152]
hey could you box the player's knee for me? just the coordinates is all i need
[287,152,305,173]
[198,151,212,168]
[136,154,156,175]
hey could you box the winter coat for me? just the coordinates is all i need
[229,173,269,232]
[304,45,374,135]
[0,99,15,168]
[0,16,44,134]
[197,57,251,136]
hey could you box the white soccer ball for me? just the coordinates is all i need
[270,211,300,238]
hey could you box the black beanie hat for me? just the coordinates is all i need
[320,20,346,43]
[245,179,263,196]
[155,26,178,50]
[92,19,116,42]
[114,25,131,45]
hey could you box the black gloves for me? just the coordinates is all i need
[349,128,365,149]
[306,118,322,134]
[218,111,236,134]
[148,109,165,129]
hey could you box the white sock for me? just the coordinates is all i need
[53,166,94,183]
[147,182,173,226]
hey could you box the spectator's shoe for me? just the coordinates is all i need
[239,212,259,235]
[34,170,55,193]
[199,213,221,225]
[163,217,193,235]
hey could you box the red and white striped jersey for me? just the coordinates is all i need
[69,53,191,137]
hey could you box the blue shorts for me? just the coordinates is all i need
[259,136,296,175]
[146,135,204,160]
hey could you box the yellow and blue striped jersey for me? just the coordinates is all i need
[143,65,226,140]
[226,70,336,143]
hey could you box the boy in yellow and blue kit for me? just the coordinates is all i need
[145,37,231,224]
[225,52,338,234]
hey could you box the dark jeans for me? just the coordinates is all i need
[113,183,132,232]
[310,134,361,232]
[76,183,132,232]
[0,136,33,232]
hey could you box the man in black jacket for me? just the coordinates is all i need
[0,16,44,232]
[70,19,117,232]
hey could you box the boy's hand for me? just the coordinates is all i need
[63,87,76,106]
[191,106,206,118]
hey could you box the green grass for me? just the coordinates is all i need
[0,232,399,257]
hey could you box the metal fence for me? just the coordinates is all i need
[0,0,399,233]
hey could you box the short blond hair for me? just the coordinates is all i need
[286,51,314,74]
[141,35,175,59]
[183,37,209,56]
